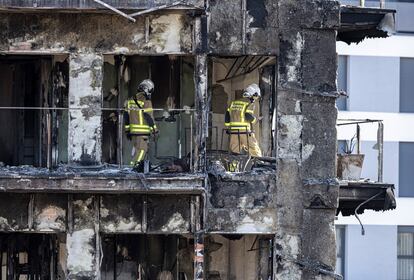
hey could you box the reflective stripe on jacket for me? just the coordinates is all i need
[225,98,256,133]
[124,96,156,135]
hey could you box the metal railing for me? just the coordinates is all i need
[337,119,384,182]
[359,0,386,8]
[0,106,196,172]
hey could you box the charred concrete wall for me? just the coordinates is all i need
[207,172,277,233]
[0,13,193,54]
[275,1,340,279]
[0,0,342,279]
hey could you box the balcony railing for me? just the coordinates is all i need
[337,119,384,183]
[0,106,197,172]
[358,0,386,8]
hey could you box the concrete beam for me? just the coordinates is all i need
[0,175,205,193]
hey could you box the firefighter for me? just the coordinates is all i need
[225,84,263,169]
[124,79,158,172]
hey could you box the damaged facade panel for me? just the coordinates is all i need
[0,0,204,10]
[147,195,191,233]
[207,173,277,233]
[245,0,279,54]
[0,13,193,54]
[208,0,279,55]
[338,6,396,44]
[34,193,67,232]
[100,195,143,233]
[0,193,30,231]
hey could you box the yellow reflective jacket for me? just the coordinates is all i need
[124,94,157,135]
[225,97,256,133]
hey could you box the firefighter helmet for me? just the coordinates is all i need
[137,79,154,98]
[243,83,261,99]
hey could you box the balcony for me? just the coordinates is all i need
[336,119,396,228]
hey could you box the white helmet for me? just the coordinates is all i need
[243,83,261,99]
[137,79,154,98]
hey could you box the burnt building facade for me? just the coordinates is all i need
[0,1,395,279]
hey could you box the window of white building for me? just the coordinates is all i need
[398,227,414,280]
[399,142,414,197]
[336,55,348,111]
[336,226,346,278]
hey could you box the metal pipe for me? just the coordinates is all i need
[354,191,383,235]
[145,16,150,43]
[378,121,384,182]
[190,113,193,172]
[128,1,182,17]
[28,194,34,231]
[47,112,52,169]
[232,56,249,77]
[118,112,124,168]
[93,0,136,22]
[356,124,361,154]
[117,57,124,168]
[216,59,268,83]
[241,0,247,53]
[0,106,196,112]
[360,0,365,7]
[224,57,240,80]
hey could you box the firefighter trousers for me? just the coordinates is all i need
[131,135,149,166]
[229,133,262,157]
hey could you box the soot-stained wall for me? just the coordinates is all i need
[274,1,340,279]
[0,13,193,54]
[0,0,343,279]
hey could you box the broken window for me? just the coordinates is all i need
[101,234,194,279]
[0,55,69,168]
[102,55,196,172]
[0,233,62,279]
[207,56,276,172]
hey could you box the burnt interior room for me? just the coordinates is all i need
[207,56,277,172]
[0,233,59,280]
[101,234,194,280]
[100,234,273,280]
[102,55,195,171]
[0,55,69,168]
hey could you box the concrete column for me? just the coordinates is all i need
[275,25,339,280]
[68,53,103,165]
[66,195,99,279]
[194,54,208,172]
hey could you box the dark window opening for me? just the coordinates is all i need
[0,233,61,280]
[101,234,194,280]
[207,56,277,172]
[0,55,69,168]
[102,55,196,172]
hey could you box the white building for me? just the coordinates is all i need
[336,1,414,279]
